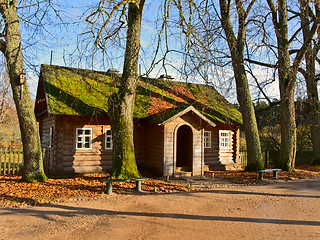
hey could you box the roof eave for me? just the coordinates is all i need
[159,105,216,127]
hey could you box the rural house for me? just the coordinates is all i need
[35,64,243,177]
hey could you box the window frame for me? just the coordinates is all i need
[105,127,113,150]
[48,125,54,149]
[203,131,211,148]
[76,128,93,150]
[219,130,232,149]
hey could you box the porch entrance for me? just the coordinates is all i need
[176,125,193,172]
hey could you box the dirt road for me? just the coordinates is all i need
[0,178,319,240]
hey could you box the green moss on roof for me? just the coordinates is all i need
[41,65,116,116]
[39,64,242,124]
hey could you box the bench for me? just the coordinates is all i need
[102,178,148,194]
[257,169,282,180]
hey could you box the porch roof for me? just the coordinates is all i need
[156,105,216,127]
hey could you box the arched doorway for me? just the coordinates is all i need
[176,125,193,171]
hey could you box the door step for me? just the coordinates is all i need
[175,171,192,177]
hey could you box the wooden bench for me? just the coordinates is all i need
[257,169,282,180]
[102,178,148,194]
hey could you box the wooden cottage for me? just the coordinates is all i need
[35,65,243,177]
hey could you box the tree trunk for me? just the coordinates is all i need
[276,1,296,170]
[305,56,320,165]
[300,2,320,165]
[219,0,264,170]
[267,0,319,171]
[0,1,47,182]
[108,1,145,178]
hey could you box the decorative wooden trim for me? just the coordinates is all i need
[160,106,216,127]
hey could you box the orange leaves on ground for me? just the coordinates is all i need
[1,165,319,208]
[205,165,320,184]
[0,174,190,208]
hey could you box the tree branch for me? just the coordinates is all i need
[266,0,279,33]
[246,67,272,105]
[245,0,256,18]
[0,39,5,54]
[293,12,320,72]
[244,58,277,68]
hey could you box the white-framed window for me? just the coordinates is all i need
[48,125,54,149]
[204,131,211,148]
[76,128,92,149]
[105,128,113,149]
[219,130,231,149]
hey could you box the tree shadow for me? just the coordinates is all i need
[195,189,320,199]
[2,203,320,226]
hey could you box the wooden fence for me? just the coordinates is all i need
[0,149,23,175]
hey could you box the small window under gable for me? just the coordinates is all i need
[76,128,92,149]
[219,130,232,149]
[204,131,211,148]
[105,128,113,149]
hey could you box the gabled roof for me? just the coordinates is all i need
[160,106,216,127]
[35,64,242,124]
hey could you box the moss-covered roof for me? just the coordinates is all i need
[37,64,242,124]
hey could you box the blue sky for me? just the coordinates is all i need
[16,0,284,103]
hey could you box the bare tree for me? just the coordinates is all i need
[299,0,320,165]
[266,0,320,170]
[85,0,145,178]
[217,0,264,170]
[146,0,264,170]
[0,0,47,182]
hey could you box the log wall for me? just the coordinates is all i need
[204,123,241,170]
[145,124,164,175]
[38,113,241,176]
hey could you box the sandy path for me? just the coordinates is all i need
[0,178,319,240]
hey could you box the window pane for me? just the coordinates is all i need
[77,129,83,135]
[105,128,113,149]
[85,129,91,135]
[77,143,82,148]
[220,131,231,148]
[84,143,90,148]
[85,137,90,143]
[204,131,211,148]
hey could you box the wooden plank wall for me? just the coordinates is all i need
[38,116,112,175]
[62,118,113,174]
[39,116,152,176]
[134,122,147,167]
[145,124,164,175]
[204,123,241,170]
[39,115,55,149]
[203,126,219,165]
